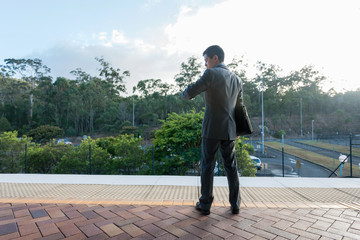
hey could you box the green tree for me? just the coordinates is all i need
[2,58,51,126]
[175,57,202,92]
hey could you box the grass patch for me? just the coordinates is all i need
[265,141,360,177]
[297,140,360,157]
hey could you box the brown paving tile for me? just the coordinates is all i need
[39,232,64,240]
[0,214,14,221]
[37,216,68,227]
[154,217,180,228]
[121,224,146,238]
[0,222,18,236]
[153,233,177,240]
[173,218,199,228]
[29,209,48,218]
[38,223,60,237]
[243,226,277,239]
[87,233,109,240]
[55,216,87,228]
[141,223,168,238]
[128,206,150,213]
[100,223,124,237]
[16,232,42,240]
[116,210,136,219]
[82,210,101,219]
[96,210,118,219]
[46,209,66,219]
[14,209,31,218]
[58,223,82,237]
[75,217,105,227]
[63,232,87,240]
[0,232,20,240]
[18,223,38,236]
[79,224,103,237]
[183,225,211,238]
[63,209,83,219]
[134,216,161,227]
[0,209,12,217]
[161,224,188,238]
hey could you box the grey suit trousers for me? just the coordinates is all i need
[199,138,241,210]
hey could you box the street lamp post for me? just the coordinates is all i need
[261,78,264,154]
[300,97,303,137]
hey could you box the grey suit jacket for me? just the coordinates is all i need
[182,63,242,140]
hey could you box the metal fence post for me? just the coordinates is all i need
[282,134,284,177]
[25,143,28,173]
[350,134,353,177]
[152,145,155,175]
[89,144,92,175]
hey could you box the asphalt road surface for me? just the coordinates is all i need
[254,147,334,178]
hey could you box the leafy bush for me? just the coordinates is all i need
[0,131,31,173]
[0,117,11,132]
[107,134,148,174]
[274,129,286,139]
[235,138,257,176]
[25,142,73,173]
[55,137,109,174]
[152,110,203,175]
[27,125,64,143]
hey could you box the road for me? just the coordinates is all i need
[254,147,334,178]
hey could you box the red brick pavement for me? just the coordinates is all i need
[1,202,360,239]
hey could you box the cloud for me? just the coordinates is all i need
[27,0,360,95]
[162,0,360,91]
[35,40,185,96]
[111,30,129,45]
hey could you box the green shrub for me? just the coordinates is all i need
[25,142,73,173]
[55,137,109,174]
[235,137,257,176]
[0,117,11,132]
[107,134,148,174]
[274,129,286,139]
[27,125,64,143]
[152,110,203,175]
[0,131,32,173]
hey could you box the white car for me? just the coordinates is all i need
[57,138,72,145]
[250,156,262,170]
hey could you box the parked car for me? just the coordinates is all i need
[250,155,262,170]
[57,138,72,145]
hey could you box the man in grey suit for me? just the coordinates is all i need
[182,45,242,215]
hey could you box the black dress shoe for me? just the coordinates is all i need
[195,202,210,215]
[231,207,239,214]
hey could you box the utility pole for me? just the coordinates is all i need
[300,97,303,137]
[261,78,264,154]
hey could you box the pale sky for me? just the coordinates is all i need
[1,0,359,94]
